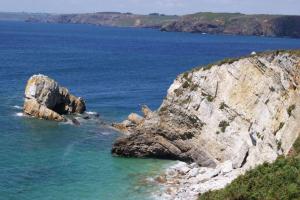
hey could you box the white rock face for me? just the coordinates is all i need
[113,51,300,199]
[154,161,244,200]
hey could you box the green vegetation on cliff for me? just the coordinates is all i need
[199,136,300,200]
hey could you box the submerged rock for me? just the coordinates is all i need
[112,50,300,170]
[23,74,86,121]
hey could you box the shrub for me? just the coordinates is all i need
[174,88,183,96]
[287,104,296,117]
[219,102,228,110]
[219,120,230,133]
[294,137,300,155]
[274,122,285,135]
[277,140,282,150]
[201,92,215,102]
[190,83,198,91]
[206,95,215,102]
[269,86,275,92]
[159,106,168,112]
[182,81,190,88]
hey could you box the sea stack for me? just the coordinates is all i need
[23,74,86,121]
[112,50,300,169]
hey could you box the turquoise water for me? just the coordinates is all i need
[0,21,300,200]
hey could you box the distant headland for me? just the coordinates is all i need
[1,11,300,38]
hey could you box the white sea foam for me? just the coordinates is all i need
[13,105,22,110]
[100,131,112,135]
[15,112,24,117]
[86,111,98,115]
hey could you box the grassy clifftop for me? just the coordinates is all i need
[199,136,300,200]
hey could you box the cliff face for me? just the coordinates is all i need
[112,51,300,170]
[161,13,300,38]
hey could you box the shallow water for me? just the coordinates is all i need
[0,21,300,200]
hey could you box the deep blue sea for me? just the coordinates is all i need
[0,21,300,200]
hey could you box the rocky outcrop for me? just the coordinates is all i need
[112,50,300,171]
[23,74,86,121]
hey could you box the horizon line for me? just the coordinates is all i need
[0,10,299,17]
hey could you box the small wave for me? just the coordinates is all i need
[62,135,100,159]
[86,111,98,115]
[15,112,24,117]
[13,105,22,110]
[100,131,112,135]
[63,141,79,158]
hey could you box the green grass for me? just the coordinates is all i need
[184,12,244,23]
[199,136,300,200]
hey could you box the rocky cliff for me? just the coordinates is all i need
[112,50,300,172]
[23,74,86,121]
[0,12,51,22]
[161,13,300,38]
[26,12,300,38]
[26,12,178,28]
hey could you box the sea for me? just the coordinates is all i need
[0,21,300,200]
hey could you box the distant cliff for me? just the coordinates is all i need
[24,12,300,38]
[0,12,50,21]
[26,12,179,28]
[161,12,300,38]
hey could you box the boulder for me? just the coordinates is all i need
[23,74,86,121]
[141,105,152,117]
[127,113,144,124]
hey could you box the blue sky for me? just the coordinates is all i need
[0,0,299,15]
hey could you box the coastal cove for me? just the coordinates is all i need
[1,21,300,200]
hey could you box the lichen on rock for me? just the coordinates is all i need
[23,74,86,121]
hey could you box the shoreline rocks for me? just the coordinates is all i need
[23,74,86,121]
[154,161,244,200]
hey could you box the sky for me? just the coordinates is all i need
[0,0,299,15]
